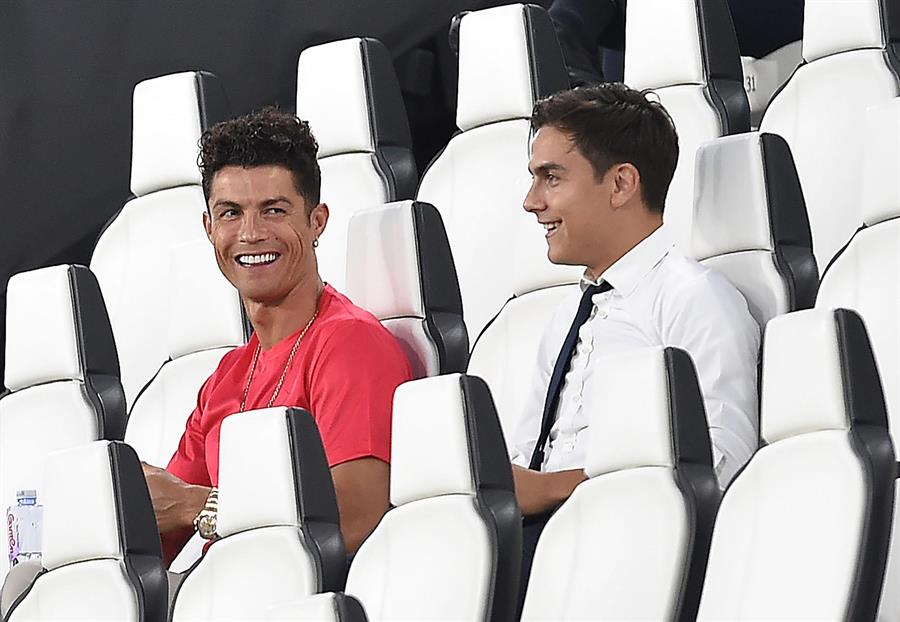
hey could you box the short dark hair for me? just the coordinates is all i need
[530,83,679,214]
[199,106,321,212]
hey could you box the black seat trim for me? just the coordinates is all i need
[696,0,751,134]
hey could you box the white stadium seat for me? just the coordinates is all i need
[124,239,247,468]
[625,0,750,246]
[345,200,467,378]
[91,71,232,409]
[297,37,417,292]
[522,346,719,621]
[345,374,520,621]
[698,308,896,620]
[5,441,166,622]
[759,0,900,268]
[417,3,579,342]
[170,407,346,621]
[691,131,818,328]
[816,97,900,622]
[0,264,126,585]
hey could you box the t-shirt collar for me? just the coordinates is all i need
[580,226,674,296]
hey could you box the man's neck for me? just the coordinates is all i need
[588,216,663,280]
[245,279,324,350]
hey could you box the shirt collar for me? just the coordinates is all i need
[580,226,674,296]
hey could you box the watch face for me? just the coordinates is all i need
[197,514,217,539]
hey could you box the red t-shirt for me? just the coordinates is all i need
[166,285,412,487]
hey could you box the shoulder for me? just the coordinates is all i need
[653,252,757,325]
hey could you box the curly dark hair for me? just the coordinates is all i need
[199,106,321,213]
[531,83,678,214]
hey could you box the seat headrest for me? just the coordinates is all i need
[4,264,119,391]
[456,4,568,132]
[217,407,341,539]
[802,0,890,63]
[761,308,888,444]
[692,132,813,259]
[862,97,900,226]
[165,240,246,360]
[625,0,742,88]
[391,374,513,506]
[42,441,161,570]
[297,38,412,160]
[346,200,467,375]
[130,71,229,197]
[586,346,712,477]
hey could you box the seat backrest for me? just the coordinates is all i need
[625,0,750,246]
[345,200,467,378]
[691,131,817,328]
[522,346,719,621]
[1,264,125,583]
[297,37,416,292]
[91,71,230,408]
[697,308,896,621]
[171,407,345,621]
[346,373,520,622]
[124,239,247,467]
[760,0,900,267]
[5,440,166,622]
[816,96,900,622]
[416,3,579,341]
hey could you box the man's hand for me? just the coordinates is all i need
[330,458,390,554]
[512,464,587,516]
[141,462,209,534]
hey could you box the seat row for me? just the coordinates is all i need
[3,306,894,622]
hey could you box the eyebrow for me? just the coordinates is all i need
[261,196,293,207]
[529,162,566,176]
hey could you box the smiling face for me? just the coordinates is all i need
[203,164,328,306]
[524,126,618,275]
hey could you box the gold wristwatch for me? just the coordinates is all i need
[193,487,219,540]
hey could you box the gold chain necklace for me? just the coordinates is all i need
[239,310,319,413]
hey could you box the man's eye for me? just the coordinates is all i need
[265,207,286,215]
[219,209,239,219]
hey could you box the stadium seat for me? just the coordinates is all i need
[4,440,166,622]
[624,0,750,246]
[91,71,231,408]
[759,0,900,268]
[0,264,126,585]
[816,97,900,622]
[697,308,896,621]
[170,407,345,621]
[740,41,803,127]
[124,239,247,468]
[691,131,818,328]
[344,200,467,378]
[521,346,719,621]
[266,593,368,622]
[416,3,579,341]
[297,37,417,292]
[344,373,520,621]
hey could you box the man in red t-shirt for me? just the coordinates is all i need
[141,107,412,561]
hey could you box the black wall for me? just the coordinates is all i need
[0,0,500,386]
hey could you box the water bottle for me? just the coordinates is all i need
[6,490,43,566]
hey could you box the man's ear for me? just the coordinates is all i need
[203,210,213,242]
[310,202,329,237]
[610,163,641,209]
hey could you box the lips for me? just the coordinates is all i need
[235,252,280,267]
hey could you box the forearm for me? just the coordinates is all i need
[512,465,586,516]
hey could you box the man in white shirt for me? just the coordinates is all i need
[512,84,759,584]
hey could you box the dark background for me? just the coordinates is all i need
[0,0,512,386]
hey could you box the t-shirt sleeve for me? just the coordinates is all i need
[309,321,411,467]
[166,375,215,487]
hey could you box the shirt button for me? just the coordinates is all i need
[597,309,608,319]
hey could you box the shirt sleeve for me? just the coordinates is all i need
[308,321,412,467]
[166,375,215,487]
[660,272,761,487]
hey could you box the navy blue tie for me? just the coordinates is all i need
[528,281,612,471]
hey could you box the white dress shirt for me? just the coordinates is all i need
[511,227,760,487]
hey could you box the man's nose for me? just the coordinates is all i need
[523,180,543,214]
[238,211,267,243]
